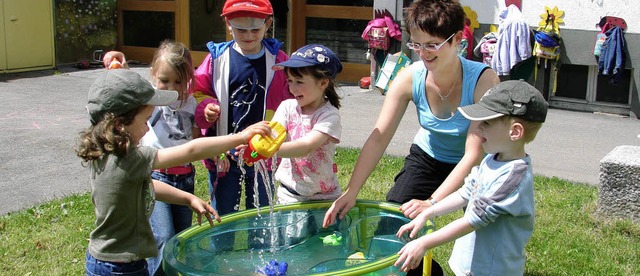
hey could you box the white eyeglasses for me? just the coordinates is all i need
[406,33,456,52]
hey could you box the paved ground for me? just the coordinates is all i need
[1,66,639,215]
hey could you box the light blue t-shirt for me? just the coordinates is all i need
[412,56,488,163]
[450,153,535,275]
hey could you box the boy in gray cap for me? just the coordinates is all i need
[394,80,548,275]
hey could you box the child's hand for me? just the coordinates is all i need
[188,196,221,226]
[396,212,428,239]
[234,144,248,154]
[102,51,129,69]
[204,103,220,123]
[399,199,430,219]
[226,149,238,162]
[216,153,230,173]
[394,238,427,272]
[239,121,271,144]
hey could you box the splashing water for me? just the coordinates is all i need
[236,148,283,256]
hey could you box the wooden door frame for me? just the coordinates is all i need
[116,0,229,66]
[290,2,372,83]
[117,1,374,83]
[116,0,189,63]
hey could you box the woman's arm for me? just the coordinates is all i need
[429,122,484,198]
[323,67,414,227]
[428,68,499,203]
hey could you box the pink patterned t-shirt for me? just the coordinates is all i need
[272,99,342,203]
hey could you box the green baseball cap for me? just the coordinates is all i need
[458,80,548,122]
[86,69,178,124]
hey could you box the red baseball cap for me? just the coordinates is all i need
[221,0,273,19]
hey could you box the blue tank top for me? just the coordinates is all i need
[412,56,488,164]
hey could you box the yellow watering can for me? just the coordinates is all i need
[242,121,286,164]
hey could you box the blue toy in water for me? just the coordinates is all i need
[257,259,288,276]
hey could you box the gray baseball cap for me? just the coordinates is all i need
[458,80,548,122]
[86,69,178,124]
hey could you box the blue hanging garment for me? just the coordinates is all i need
[598,26,626,85]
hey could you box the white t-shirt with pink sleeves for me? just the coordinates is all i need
[272,99,342,204]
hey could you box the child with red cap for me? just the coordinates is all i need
[192,0,292,217]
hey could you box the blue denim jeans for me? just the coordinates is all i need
[147,170,195,276]
[207,165,218,211]
[86,251,149,276]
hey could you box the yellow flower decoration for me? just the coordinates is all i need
[463,6,480,33]
[489,24,498,34]
[538,6,564,33]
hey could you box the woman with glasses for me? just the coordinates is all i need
[324,0,499,273]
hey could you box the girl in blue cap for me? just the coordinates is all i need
[269,44,343,204]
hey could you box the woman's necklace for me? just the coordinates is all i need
[436,76,459,102]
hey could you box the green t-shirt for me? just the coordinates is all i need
[88,146,157,263]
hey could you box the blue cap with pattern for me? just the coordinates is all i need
[273,44,343,78]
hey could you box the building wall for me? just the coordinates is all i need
[466,0,639,33]
[462,0,638,66]
[379,0,638,117]
[462,0,638,117]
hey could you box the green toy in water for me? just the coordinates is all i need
[320,232,343,246]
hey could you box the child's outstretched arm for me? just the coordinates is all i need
[154,121,271,169]
[152,180,219,226]
[277,131,331,158]
[395,217,475,272]
[397,192,467,239]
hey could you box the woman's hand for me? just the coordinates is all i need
[322,189,358,228]
[399,199,431,219]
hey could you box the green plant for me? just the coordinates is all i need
[55,0,117,63]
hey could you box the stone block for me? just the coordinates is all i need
[598,146,640,223]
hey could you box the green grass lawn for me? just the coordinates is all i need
[1,147,639,275]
